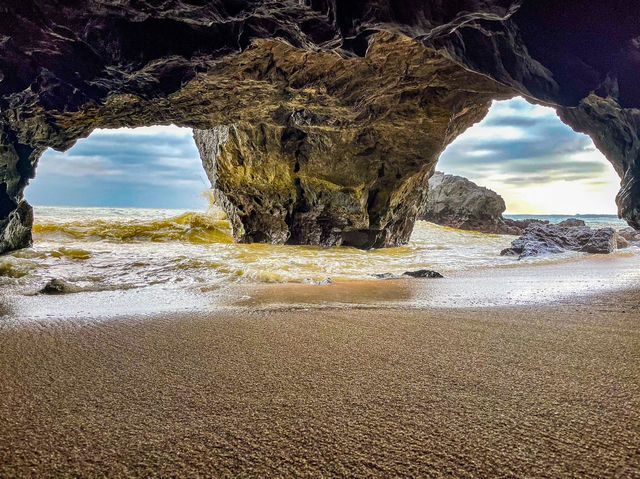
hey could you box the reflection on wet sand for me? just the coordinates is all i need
[233,279,416,308]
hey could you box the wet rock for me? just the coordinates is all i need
[373,273,396,280]
[557,219,586,227]
[616,235,630,249]
[501,224,618,259]
[579,228,618,254]
[618,227,640,242]
[502,218,550,232]
[39,279,78,295]
[403,270,443,279]
[303,278,334,285]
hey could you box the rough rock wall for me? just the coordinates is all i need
[193,36,511,248]
[419,172,515,235]
[0,1,639,251]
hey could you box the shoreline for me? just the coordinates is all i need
[2,250,639,322]
[1,287,639,477]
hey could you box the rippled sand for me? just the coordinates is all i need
[1,289,639,477]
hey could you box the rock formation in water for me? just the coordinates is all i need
[192,37,511,248]
[1,1,639,251]
[619,227,640,242]
[419,172,522,235]
[501,224,619,259]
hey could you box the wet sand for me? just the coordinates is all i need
[1,289,639,477]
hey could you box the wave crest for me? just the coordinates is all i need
[33,212,234,245]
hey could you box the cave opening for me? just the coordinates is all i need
[435,97,621,218]
[26,125,207,211]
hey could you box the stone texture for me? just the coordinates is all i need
[39,278,78,295]
[193,37,511,248]
[403,270,443,279]
[0,1,639,251]
[501,224,618,259]
[419,172,521,235]
[557,219,586,227]
[618,227,640,242]
[616,235,630,250]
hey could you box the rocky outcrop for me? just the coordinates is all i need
[501,224,619,259]
[618,227,640,242]
[419,172,558,235]
[0,2,639,251]
[192,37,511,248]
[420,172,521,235]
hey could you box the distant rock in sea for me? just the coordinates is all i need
[500,224,620,259]
[420,172,549,235]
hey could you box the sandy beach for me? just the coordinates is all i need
[1,286,639,477]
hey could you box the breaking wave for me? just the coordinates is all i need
[33,211,234,245]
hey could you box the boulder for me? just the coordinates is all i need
[580,228,618,254]
[501,224,617,259]
[616,235,630,249]
[618,227,640,242]
[403,270,443,278]
[39,279,78,295]
[420,172,522,235]
[504,218,550,229]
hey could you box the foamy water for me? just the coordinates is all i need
[0,204,638,319]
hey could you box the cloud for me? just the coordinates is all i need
[438,97,621,214]
[37,154,124,178]
[27,125,209,209]
[440,98,611,186]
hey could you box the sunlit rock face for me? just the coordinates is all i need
[0,1,639,251]
[193,36,510,248]
[419,172,521,235]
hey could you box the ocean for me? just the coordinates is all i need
[0,205,637,319]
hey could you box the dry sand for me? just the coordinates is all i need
[1,289,639,477]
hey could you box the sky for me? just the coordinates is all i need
[27,126,208,210]
[26,97,621,214]
[438,97,620,214]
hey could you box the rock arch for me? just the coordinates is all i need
[1,1,638,251]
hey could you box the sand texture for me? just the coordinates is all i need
[1,291,639,477]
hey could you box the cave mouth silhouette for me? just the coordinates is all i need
[1,30,638,253]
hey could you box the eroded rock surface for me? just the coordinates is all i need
[0,1,639,251]
[420,172,522,235]
[619,227,640,242]
[501,224,619,259]
[193,37,510,248]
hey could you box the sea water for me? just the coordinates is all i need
[0,205,637,319]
